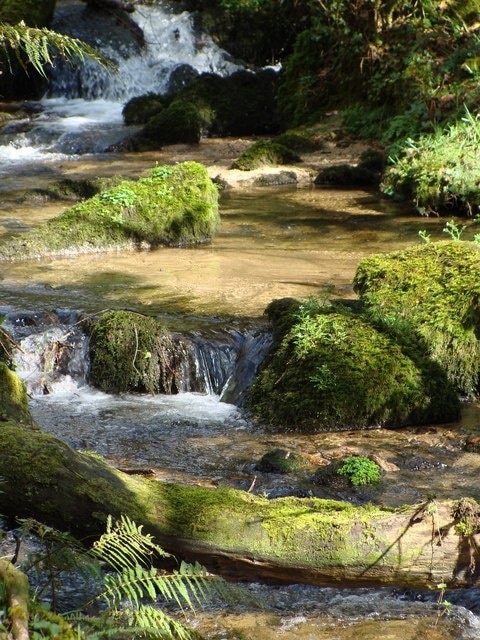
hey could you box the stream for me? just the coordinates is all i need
[1,0,480,637]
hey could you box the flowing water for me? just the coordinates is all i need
[1,0,480,637]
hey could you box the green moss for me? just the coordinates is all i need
[382,114,480,215]
[231,140,301,171]
[0,363,33,424]
[354,241,480,396]
[155,481,397,568]
[0,162,220,260]
[337,456,381,486]
[248,301,459,432]
[88,310,179,394]
[257,449,308,474]
[122,93,168,125]
[134,101,203,149]
[167,69,281,137]
[0,421,156,535]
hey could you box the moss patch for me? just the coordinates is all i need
[0,363,33,425]
[354,241,480,396]
[0,162,219,260]
[248,300,459,432]
[88,310,179,394]
[231,140,301,171]
[132,100,203,149]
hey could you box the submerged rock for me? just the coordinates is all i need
[0,162,220,260]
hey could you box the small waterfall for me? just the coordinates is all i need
[4,309,269,403]
[0,0,241,164]
[48,1,241,101]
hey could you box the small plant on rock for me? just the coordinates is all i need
[337,456,381,486]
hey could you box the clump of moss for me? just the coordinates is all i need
[132,101,203,149]
[122,93,168,125]
[0,162,220,260]
[256,449,307,474]
[231,140,301,171]
[272,132,321,153]
[248,300,459,432]
[88,310,178,394]
[354,241,480,396]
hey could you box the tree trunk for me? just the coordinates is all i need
[0,419,479,590]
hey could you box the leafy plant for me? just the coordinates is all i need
[13,515,223,639]
[337,456,381,486]
[443,219,466,241]
[0,21,113,77]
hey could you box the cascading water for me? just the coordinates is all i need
[0,0,241,167]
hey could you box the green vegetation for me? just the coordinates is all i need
[337,456,381,486]
[0,162,220,260]
[247,298,459,432]
[231,140,301,170]
[256,449,308,474]
[124,69,281,140]
[354,241,480,396]
[88,310,178,394]
[382,109,480,215]
[133,100,203,149]
[3,514,217,639]
[0,361,33,424]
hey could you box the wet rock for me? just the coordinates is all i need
[256,448,308,474]
[253,171,298,187]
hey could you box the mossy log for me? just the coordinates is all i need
[0,162,219,260]
[1,418,479,590]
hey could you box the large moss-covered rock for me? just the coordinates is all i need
[88,310,178,394]
[248,301,459,432]
[354,241,480,396]
[0,162,219,260]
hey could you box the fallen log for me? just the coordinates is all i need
[1,419,479,590]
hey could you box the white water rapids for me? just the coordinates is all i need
[0,0,240,170]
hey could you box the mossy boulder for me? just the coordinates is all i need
[231,141,301,171]
[0,162,220,260]
[354,241,480,396]
[247,300,459,432]
[132,101,204,149]
[256,449,308,474]
[88,310,179,394]
[0,362,33,425]
[122,93,168,125]
[314,163,379,187]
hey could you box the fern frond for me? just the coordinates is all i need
[92,515,171,573]
[120,605,197,640]
[0,21,114,77]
